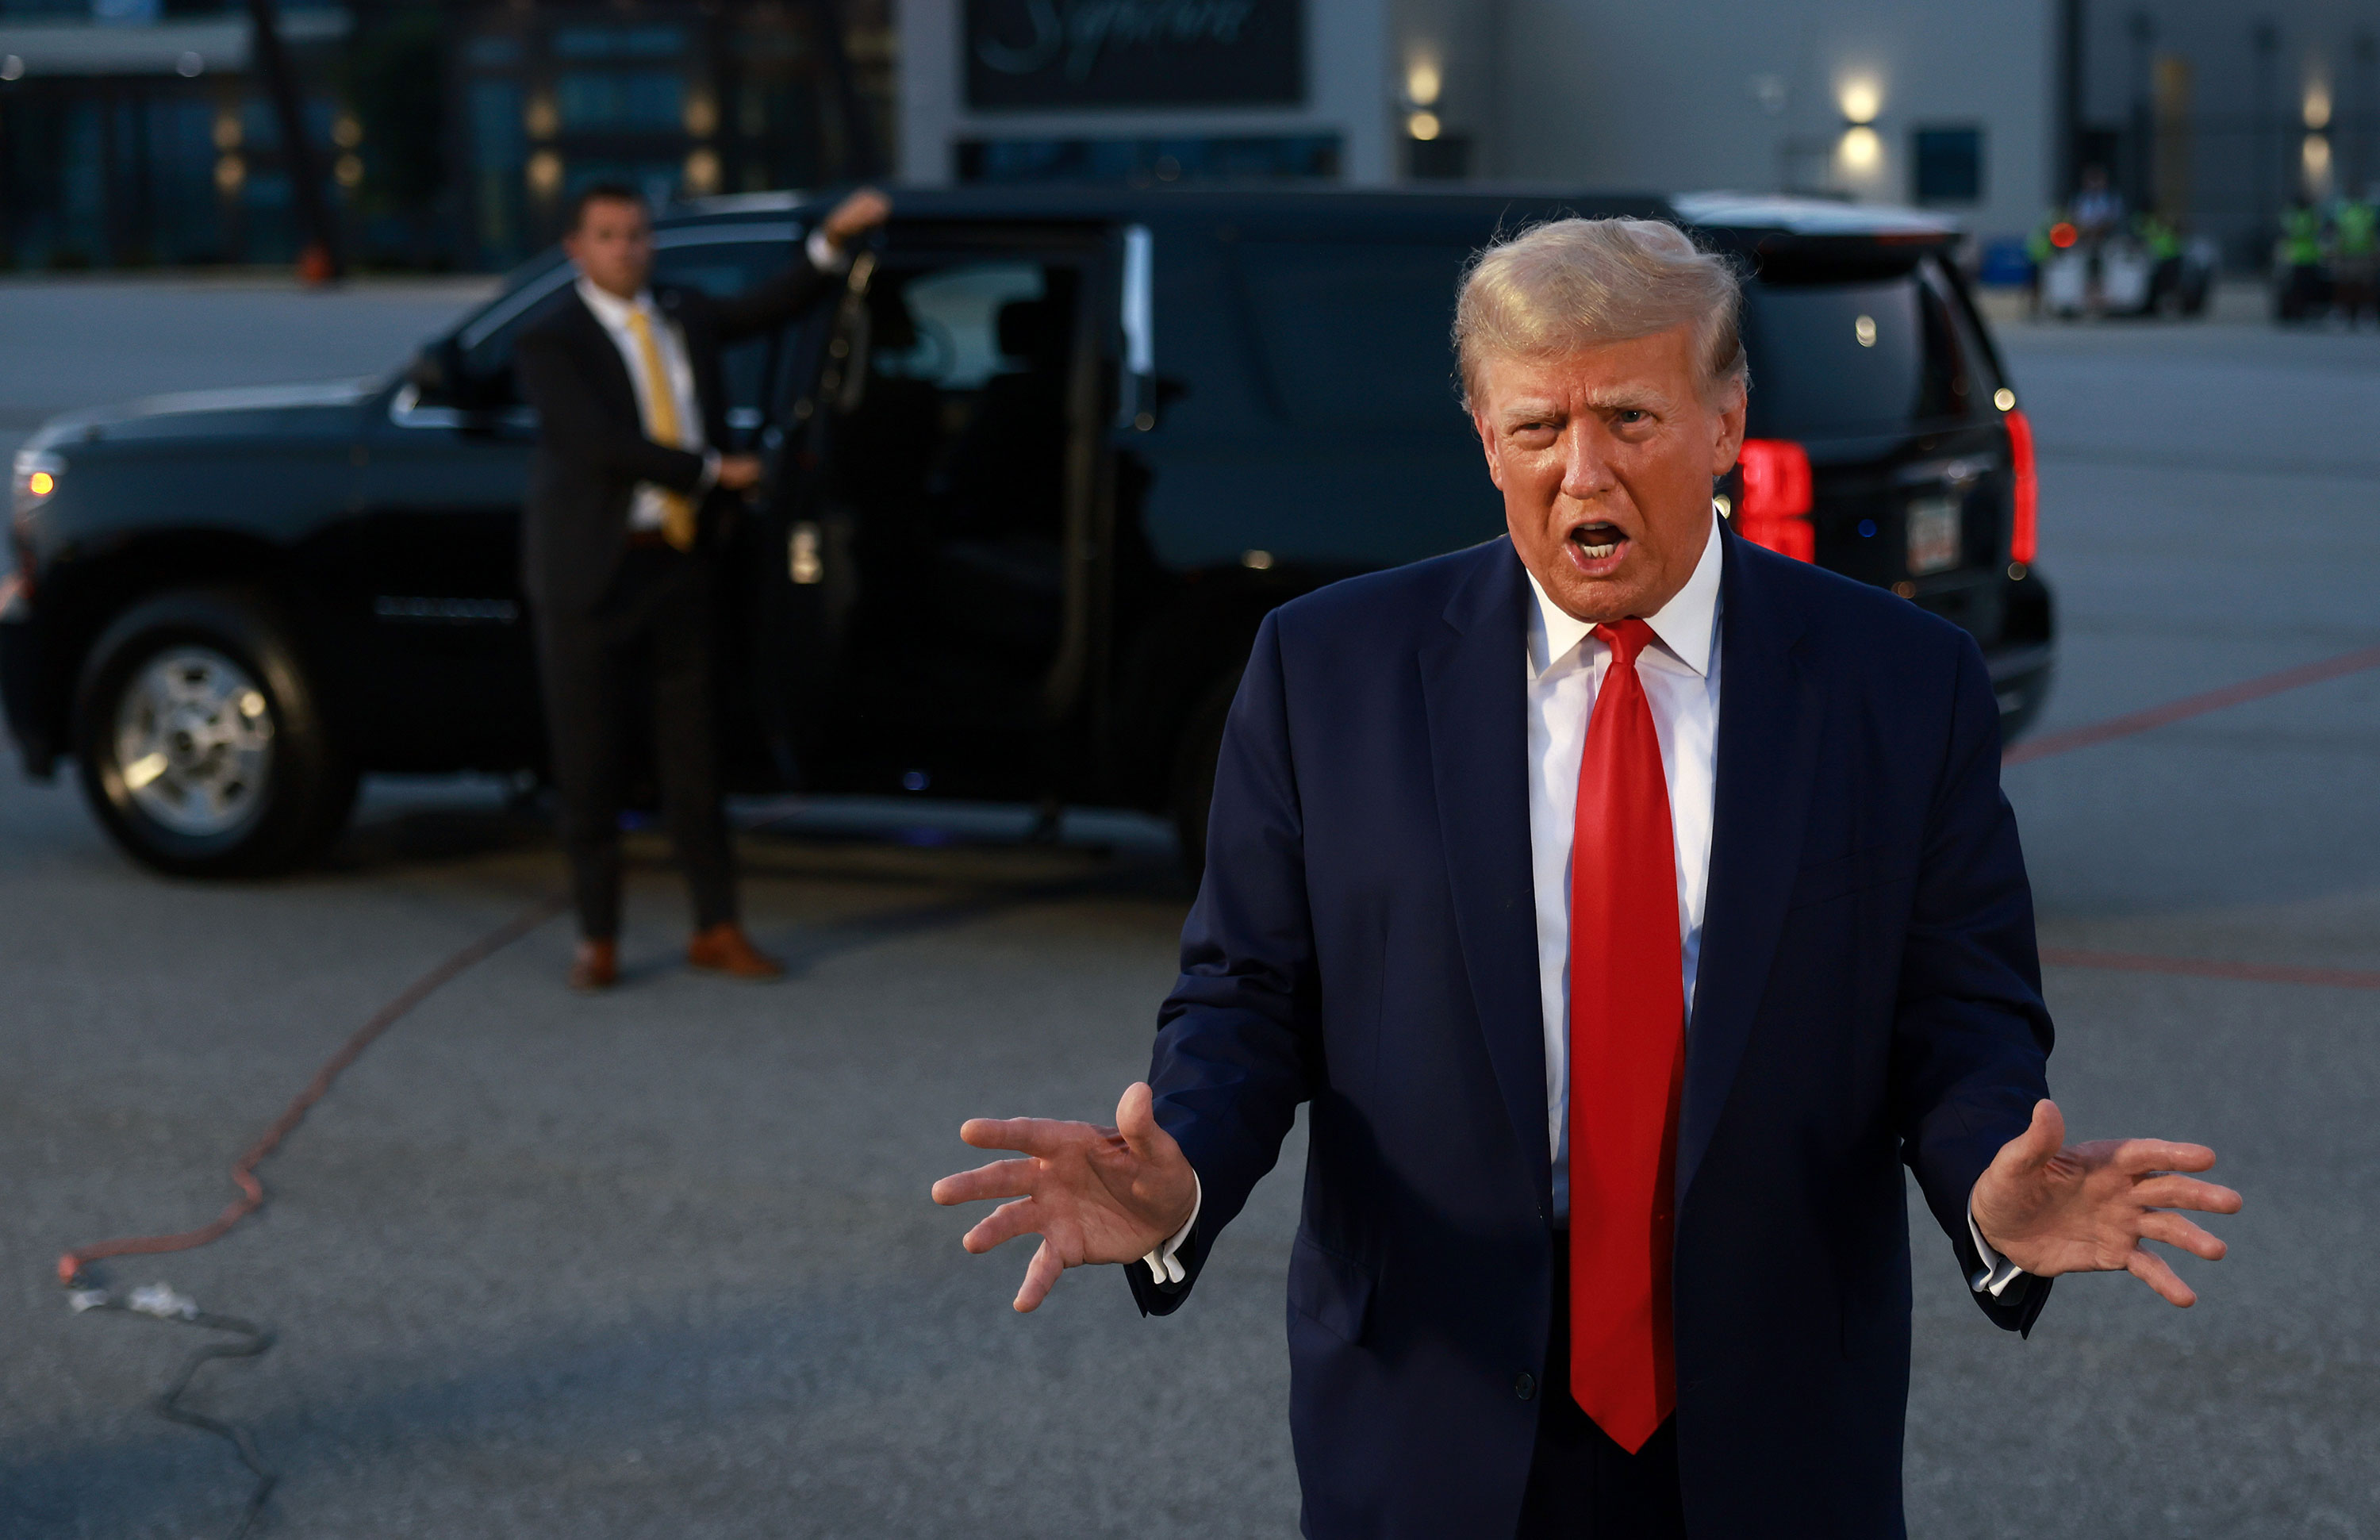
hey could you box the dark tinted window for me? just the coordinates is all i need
[1914,127,1984,204]
[1232,240,1472,431]
[1742,266,1972,438]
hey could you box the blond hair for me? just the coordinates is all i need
[1453,217,1746,410]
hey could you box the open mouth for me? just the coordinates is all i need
[1568,521,1627,562]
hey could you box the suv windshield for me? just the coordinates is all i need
[1743,261,1977,439]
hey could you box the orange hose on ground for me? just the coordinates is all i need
[59,894,565,1287]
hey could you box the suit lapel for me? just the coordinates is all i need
[1419,540,1554,1207]
[562,294,641,424]
[1677,524,1821,1205]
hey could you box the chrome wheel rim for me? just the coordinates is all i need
[113,647,274,837]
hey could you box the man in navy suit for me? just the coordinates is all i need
[932,218,2240,1537]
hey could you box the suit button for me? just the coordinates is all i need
[1514,1372,1536,1400]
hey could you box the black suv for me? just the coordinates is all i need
[2,187,2052,877]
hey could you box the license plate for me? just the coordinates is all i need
[1906,495,1963,575]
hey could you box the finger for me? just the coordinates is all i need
[962,1197,1042,1254]
[2113,1139,2219,1174]
[2133,1174,2243,1214]
[930,1158,1037,1207]
[2139,1210,2228,1262]
[958,1116,1084,1157]
[1115,1082,1181,1166]
[2127,1246,2198,1308]
[1013,1238,1065,1314]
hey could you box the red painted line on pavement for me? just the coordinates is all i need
[2040,946,2380,991]
[2004,643,2380,765]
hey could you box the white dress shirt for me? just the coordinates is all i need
[1529,513,1724,1222]
[573,276,716,532]
[1148,512,2019,1296]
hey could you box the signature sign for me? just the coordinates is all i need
[965,0,1302,109]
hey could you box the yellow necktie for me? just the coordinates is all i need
[623,306,697,552]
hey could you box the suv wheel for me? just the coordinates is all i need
[1170,668,1242,885]
[75,590,357,877]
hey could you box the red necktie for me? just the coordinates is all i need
[1568,617,1686,1455]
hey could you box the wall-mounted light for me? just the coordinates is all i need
[332,112,363,148]
[2304,83,2332,130]
[527,149,562,198]
[334,153,364,188]
[1838,77,1881,125]
[213,111,241,152]
[1839,125,1881,172]
[1406,53,1441,108]
[1408,110,1441,142]
[2304,132,2332,190]
[213,153,245,194]
[525,93,558,140]
[683,147,720,195]
[684,90,717,138]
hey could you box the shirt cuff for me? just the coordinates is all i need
[1142,1173,1202,1286]
[697,449,721,493]
[806,228,852,275]
[1968,1204,2027,1298]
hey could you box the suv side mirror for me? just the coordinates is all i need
[406,337,466,402]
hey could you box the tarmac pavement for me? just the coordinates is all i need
[2,280,2376,1538]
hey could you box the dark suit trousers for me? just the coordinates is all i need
[536,545,737,939]
[1515,1235,1688,1540]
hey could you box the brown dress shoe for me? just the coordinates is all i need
[686,922,785,981]
[569,938,619,993]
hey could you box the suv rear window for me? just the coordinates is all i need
[1743,263,1975,439]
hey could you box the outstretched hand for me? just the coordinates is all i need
[1971,1099,2242,1306]
[930,1082,1199,1312]
[820,186,892,248]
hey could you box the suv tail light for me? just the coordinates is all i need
[1734,439,1814,562]
[2003,409,2038,566]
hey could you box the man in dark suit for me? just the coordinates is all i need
[515,182,887,992]
[931,217,2240,1535]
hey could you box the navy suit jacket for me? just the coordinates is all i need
[1128,525,2054,1538]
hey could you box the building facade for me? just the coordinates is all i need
[2,0,2358,271]
[0,0,893,272]
[0,1,350,267]
[900,0,2059,249]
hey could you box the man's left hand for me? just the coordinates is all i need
[1971,1098,2242,1306]
[820,186,891,248]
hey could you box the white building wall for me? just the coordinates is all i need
[896,0,2057,246]
[1480,0,2056,243]
[897,0,1397,186]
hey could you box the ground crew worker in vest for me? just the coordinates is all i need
[2279,198,2328,322]
[2332,194,2378,328]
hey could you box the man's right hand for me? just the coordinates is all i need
[931,1081,1199,1312]
[716,454,763,492]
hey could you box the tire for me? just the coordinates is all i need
[1169,668,1242,885]
[74,590,357,878]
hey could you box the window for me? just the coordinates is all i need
[555,71,685,132]
[870,263,1047,390]
[1742,267,1972,439]
[955,135,1342,183]
[1912,126,1984,205]
[1232,240,1474,430]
